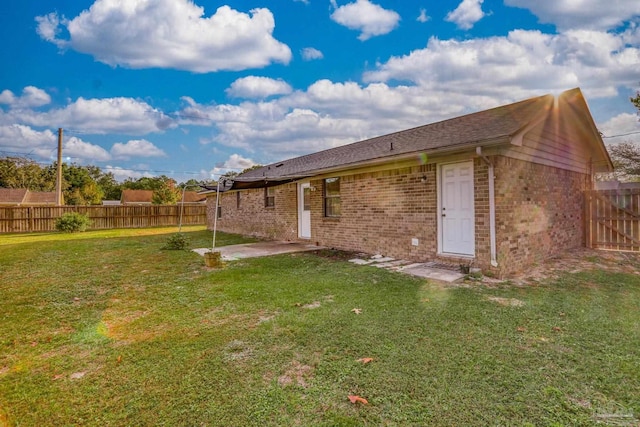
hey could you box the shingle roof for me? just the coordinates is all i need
[0,188,28,204]
[121,189,153,203]
[23,191,57,205]
[181,191,206,203]
[0,189,59,205]
[238,92,554,181]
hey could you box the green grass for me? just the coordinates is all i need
[1,228,639,426]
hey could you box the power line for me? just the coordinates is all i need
[602,131,640,138]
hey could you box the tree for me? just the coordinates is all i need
[0,157,51,190]
[86,166,121,200]
[178,178,207,190]
[631,91,640,112]
[151,177,179,204]
[608,141,640,179]
[48,163,104,205]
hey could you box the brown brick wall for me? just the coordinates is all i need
[207,155,590,277]
[492,156,589,276]
[207,184,298,241]
[310,165,438,260]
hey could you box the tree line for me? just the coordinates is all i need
[0,157,212,205]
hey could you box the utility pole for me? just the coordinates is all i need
[56,128,63,206]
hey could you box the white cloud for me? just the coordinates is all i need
[364,30,640,101]
[111,139,167,159]
[213,153,256,174]
[178,81,470,161]
[2,97,174,135]
[169,25,640,165]
[0,86,51,109]
[225,153,256,170]
[64,136,111,162]
[417,8,430,23]
[0,124,57,158]
[103,165,150,181]
[445,0,485,30]
[599,112,640,144]
[0,124,112,163]
[301,47,324,61]
[36,0,291,73]
[330,0,401,41]
[504,0,640,31]
[226,76,293,99]
[34,13,65,47]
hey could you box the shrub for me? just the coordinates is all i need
[55,212,91,233]
[162,233,189,250]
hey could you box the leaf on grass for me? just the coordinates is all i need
[348,395,368,404]
[351,308,362,315]
[357,357,374,364]
[117,355,122,364]
[70,372,86,380]
[30,341,38,347]
[552,326,562,332]
[516,326,526,332]
[52,374,64,381]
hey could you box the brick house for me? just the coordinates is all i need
[204,88,613,276]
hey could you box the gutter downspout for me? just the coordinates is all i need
[476,147,498,268]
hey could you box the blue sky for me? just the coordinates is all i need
[0,0,639,183]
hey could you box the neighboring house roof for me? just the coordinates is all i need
[210,88,611,192]
[181,191,207,203]
[0,188,60,205]
[0,188,28,205]
[121,189,154,204]
[23,191,58,205]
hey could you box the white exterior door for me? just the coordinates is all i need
[298,183,311,239]
[440,161,475,256]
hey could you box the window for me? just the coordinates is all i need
[217,205,222,218]
[236,192,241,209]
[324,177,341,217]
[265,187,275,207]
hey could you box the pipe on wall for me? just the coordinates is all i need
[476,147,498,268]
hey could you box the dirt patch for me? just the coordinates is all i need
[312,249,362,261]
[487,297,525,307]
[485,248,640,286]
[302,301,321,309]
[223,340,253,361]
[277,360,314,388]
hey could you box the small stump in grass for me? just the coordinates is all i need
[204,250,224,268]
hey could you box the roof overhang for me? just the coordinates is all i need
[199,174,315,193]
[200,137,511,193]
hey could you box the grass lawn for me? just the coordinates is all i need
[1,227,639,426]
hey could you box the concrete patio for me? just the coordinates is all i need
[194,241,466,283]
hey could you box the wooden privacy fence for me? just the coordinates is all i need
[585,189,640,252]
[0,204,207,233]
